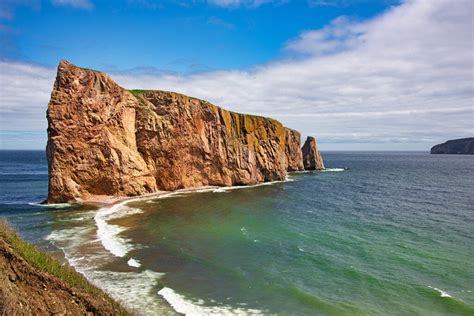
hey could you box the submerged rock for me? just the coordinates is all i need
[302,136,325,170]
[430,138,474,154]
[46,60,316,203]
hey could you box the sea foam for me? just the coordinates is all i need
[158,287,263,316]
[428,286,453,298]
[46,213,173,314]
[321,168,346,172]
[28,202,74,209]
[127,258,141,268]
[94,202,143,257]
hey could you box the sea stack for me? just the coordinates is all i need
[430,138,474,154]
[302,136,325,170]
[46,60,320,203]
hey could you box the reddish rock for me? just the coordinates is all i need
[302,136,325,170]
[46,61,307,203]
[285,128,304,171]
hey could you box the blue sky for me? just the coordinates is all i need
[2,0,398,72]
[0,0,473,150]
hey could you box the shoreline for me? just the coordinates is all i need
[44,186,225,208]
[43,168,344,208]
[46,175,305,207]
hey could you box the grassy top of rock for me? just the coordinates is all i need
[128,88,280,124]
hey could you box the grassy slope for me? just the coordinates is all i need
[0,219,130,315]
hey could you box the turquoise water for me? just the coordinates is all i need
[1,151,473,315]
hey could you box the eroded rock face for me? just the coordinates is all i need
[302,136,325,170]
[285,128,304,171]
[47,60,306,203]
[47,61,157,203]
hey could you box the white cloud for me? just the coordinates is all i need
[285,16,365,56]
[0,61,55,133]
[51,0,94,10]
[112,0,473,149]
[0,0,472,150]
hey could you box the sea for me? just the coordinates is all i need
[0,150,473,316]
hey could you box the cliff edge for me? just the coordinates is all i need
[47,60,323,203]
[0,220,128,315]
[430,138,474,154]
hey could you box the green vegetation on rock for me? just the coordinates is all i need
[0,219,129,315]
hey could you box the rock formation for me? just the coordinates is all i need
[46,60,323,203]
[430,138,474,154]
[302,136,325,170]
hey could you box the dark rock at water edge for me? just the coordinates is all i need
[430,138,474,154]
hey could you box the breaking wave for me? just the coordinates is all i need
[321,168,346,172]
[428,286,452,298]
[94,202,143,257]
[158,287,263,315]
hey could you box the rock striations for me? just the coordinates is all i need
[46,60,324,203]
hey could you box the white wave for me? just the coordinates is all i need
[48,220,258,315]
[321,168,346,172]
[127,258,141,268]
[94,202,143,257]
[428,286,452,298]
[211,178,291,193]
[211,187,228,193]
[47,226,94,250]
[158,287,263,316]
[87,269,168,313]
[46,225,109,270]
[58,211,96,223]
[29,202,74,209]
[145,178,293,201]
[47,221,174,314]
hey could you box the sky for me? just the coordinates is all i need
[0,0,472,150]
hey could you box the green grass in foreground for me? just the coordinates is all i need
[0,219,129,314]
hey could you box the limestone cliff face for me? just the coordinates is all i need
[47,60,306,203]
[302,136,325,170]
